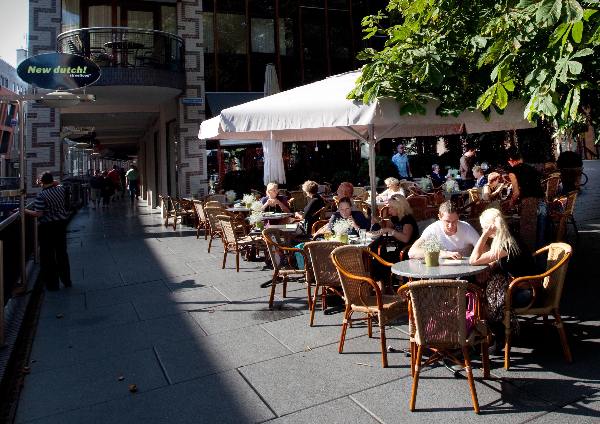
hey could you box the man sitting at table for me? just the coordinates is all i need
[260,182,291,213]
[314,197,371,237]
[408,201,480,259]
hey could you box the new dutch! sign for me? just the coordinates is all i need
[17,53,101,90]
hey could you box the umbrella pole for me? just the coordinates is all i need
[367,126,377,219]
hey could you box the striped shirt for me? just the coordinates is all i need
[34,184,69,223]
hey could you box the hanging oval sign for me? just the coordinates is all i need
[17,52,101,90]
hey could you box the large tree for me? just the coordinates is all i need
[350,0,600,142]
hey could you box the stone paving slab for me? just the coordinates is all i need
[264,397,380,423]
[350,366,553,423]
[154,325,292,384]
[238,333,412,416]
[21,370,275,424]
[17,349,167,422]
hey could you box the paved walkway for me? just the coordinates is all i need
[14,162,600,423]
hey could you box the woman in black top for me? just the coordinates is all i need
[379,196,419,254]
[294,180,325,234]
[469,208,537,350]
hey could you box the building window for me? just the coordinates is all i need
[88,5,113,27]
[161,6,177,34]
[217,13,247,54]
[62,0,80,32]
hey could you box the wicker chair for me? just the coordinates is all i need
[311,219,329,236]
[262,228,309,309]
[398,279,489,414]
[503,242,572,369]
[406,195,434,221]
[216,215,264,272]
[541,172,562,203]
[549,191,579,242]
[352,199,371,218]
[288,190,308,212]
[331,245,406,368]
[303,241,345,326]
[206,194,227,203]
[204,205,226,253]
[193,200,209,239]
[162,196,195,230]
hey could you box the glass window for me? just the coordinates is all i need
[251,18,274,53]
[88,5,112,27]
[203,12,214,53]
[61,0,80,32]
[161,5,177,34]
[216,13,247,54]
[128,10,153,30]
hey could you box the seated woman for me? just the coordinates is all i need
[260,182,291,213]
[294,180,325,234]
[482,172,505,201]
[469,207,536,352]
[375,196,420,261]
[314,197,370,237]
[376,177,406,203]
[430,164,446,189]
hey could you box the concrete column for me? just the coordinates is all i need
[27,0,62,195]
[177,0,207,198]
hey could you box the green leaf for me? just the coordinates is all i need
[536,0,563,25]
[583,9,597,21]
[477,85,497,110]
[503,79,516,92]
[572,47,594,58]
[567,60,582,75]
[571,20,583,43]
[549,22,570,46]
[565,0,584,22]
[570,86,580,120]
[495,84,509,109]
[537,94,558,116]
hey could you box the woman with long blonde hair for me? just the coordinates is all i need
[470,207,536,353]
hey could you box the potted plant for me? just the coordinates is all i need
[225,190,237,203]
[242,193,256,208]
[422,235,442,267]
[332,219,352,244]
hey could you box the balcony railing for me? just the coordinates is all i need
[57,27,184,72]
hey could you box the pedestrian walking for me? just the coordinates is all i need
[24,172,72,291]
[100,170,114,207]
[107,165,122,201]
[125,164,140,203]
[89,170,103,208]
[391,142,411,179]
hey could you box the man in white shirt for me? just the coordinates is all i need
[408,201,480,259]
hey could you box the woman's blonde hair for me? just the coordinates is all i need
[388,196,412,218]
[384,177,400,188]
[266,182,279,192]
[479,208,520,259]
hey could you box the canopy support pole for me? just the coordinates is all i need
[367,125,377,219]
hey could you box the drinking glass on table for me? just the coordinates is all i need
[359,229,367,243]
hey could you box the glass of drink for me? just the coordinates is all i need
[359,229,367,243]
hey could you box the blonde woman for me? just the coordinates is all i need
[469,208,535,352]
[380,196,419,249]
[376,177,406,202]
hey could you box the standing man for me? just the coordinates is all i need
[506,148,545,249]
[25,172,72,291]
[125,164,140,203]
[391,143,411,180]
[459,145,477,188]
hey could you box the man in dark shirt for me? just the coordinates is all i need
[25,172,72,291]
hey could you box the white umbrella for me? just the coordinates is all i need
[262,63,285,184]
[199,71,533,211]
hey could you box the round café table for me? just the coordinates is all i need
[391,258,487,279]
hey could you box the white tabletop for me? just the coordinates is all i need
[391,258,487,279]
[226,207,250,212]
[260,212,293,221]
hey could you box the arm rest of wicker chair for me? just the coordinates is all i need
[332,254,385,310]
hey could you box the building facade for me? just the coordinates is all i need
[27,0,384,204]
[0,56,27,179]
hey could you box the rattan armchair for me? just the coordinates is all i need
[193,200,209,239]
[398,279,489,414]
[549,191,579,242]
[262,228,309,309]
[503,242,573,369]
[204,205,226,253]
[162,196,195,230]
[217,215,264,272]
[541,172,562,203]
[331,245,406,368]
[303,241,344,326]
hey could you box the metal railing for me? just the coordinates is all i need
[57,27,184,72]
[0,206,36,346]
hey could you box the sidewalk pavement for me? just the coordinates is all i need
[13,161,600,423]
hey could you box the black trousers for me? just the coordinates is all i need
[39,220,71,289]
